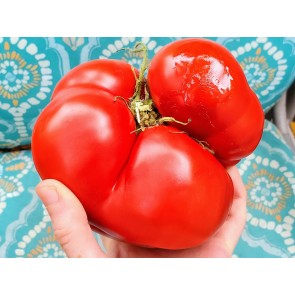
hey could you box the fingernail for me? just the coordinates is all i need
[37,183,59,206]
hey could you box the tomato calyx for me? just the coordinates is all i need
[116,42,191,133]
[127,42,161,130]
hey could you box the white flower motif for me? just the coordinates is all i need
[231,37,287,97]
[237,123,295,256]
[240,151,295,217]
[243,63,267,88]
[249,176,282,207]
[0,37,53,140]
[0,60,31,92]
[37,242,66,258]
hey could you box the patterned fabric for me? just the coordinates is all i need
[0,150,65,257]
[0,120,294,258]
[234,120,295,257]
[1,37,295,148]
[0,37,65,148]
[210,37,295,112]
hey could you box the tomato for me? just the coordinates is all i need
[32,88,233,249]
[32,38,263,249]
[147,38,264,166]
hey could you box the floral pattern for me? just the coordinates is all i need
[0,45,41,106]
[0,150,65,258]
[215,37,295,111]
[234,120,295,257]
[0,37,71,148]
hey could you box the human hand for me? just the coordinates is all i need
[36,166,247,258]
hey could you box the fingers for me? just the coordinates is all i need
[36,179,106,258]
[213,166,247,254]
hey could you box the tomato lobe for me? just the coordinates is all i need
[148,38,264,166]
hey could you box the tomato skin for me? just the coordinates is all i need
[147,38,264,166]
[32,95,233,249]
[52,59,138,101]
[32,90,137,209]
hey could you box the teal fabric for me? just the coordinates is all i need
[210,37,295,112]
[1,37,295,148]
[0,150,65,257]
[0,37,65,148]
[234,120,295,257]
[0,120,294,257]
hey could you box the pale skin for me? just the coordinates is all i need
[36,166,247,258]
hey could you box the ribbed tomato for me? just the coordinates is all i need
[32,38,263,249]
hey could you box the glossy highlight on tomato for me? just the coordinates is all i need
[32,38,263,250]
[148,38,264,166]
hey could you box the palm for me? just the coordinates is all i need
[101,235,230,258]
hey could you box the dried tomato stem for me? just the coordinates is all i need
[131,42,149,102]
[121,42,190,131]
[123,42,157,128]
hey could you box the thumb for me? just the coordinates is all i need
[36,179,106,258]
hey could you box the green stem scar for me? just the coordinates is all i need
[117,42,191,132]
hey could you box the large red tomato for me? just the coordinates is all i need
[31,38,262,250]
[148,38,264,166]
